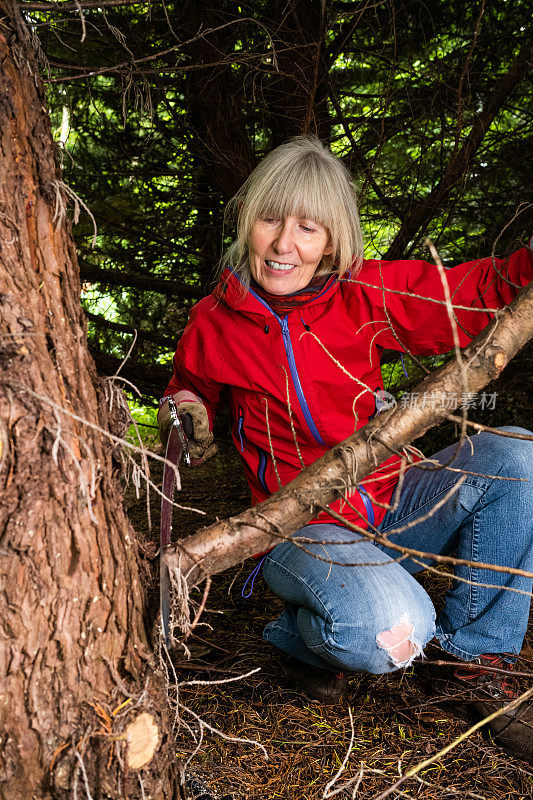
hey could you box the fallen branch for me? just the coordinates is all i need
[166,280,533,584]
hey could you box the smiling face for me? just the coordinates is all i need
[248,215,333,295]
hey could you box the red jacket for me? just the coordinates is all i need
[164,248,532,530]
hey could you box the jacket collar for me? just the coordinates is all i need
[214,267,340,319]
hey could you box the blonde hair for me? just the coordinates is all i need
[222,136,363,289]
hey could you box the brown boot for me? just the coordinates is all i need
[281,655,349,704]
[436,654,533,765]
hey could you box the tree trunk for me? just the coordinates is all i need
[0,6,173,798]
[182,2,256,199]
[168,279,533,584]
[265,0,331,146]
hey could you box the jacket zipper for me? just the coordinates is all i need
[280,316,375,525]
[241,282,325,446]
[241,278,374,524]
[237,408,245,452]
[256,447,269,494]
[279,316,326,446]
[237,409,269,494]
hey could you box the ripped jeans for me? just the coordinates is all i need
[262,427,533,674]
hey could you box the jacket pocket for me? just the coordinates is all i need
[237,406,245,453]
[255,445,269,494]
[235,406,270,495]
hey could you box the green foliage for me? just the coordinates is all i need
[26,0,532,396]
[127,397,159,449]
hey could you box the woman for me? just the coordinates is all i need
[158,137,533,762]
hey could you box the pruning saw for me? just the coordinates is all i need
[160,397,191,651]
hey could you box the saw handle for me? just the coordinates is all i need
[167,396,194,440]
[179,412,194,440]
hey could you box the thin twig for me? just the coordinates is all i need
[45,18,274,83]
[23,0,147,8]
[323,706,356,798]
[372,686,533,800]
[181,576,212,642]
[347,277,502,314]
[177,701,269,761]
[426,660,533,679]
[178,667,261,688]
[263,396,282,489]
[74,750,94,800]
[314,502,533,580]
[281,364,305,469]
[427,237,469,447]
[1,379,185,494]
[445,415,533,440]
[409,556,532,599]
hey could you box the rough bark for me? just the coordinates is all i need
[167,280,533,584]
[0,6,173,798]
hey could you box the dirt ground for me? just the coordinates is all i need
[125,431,533,800]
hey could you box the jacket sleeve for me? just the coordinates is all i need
[161,301,223,430]
[356,246,533,355]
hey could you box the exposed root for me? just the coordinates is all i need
[50,179,98,247]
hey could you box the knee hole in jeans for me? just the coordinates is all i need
[376,615,423,668]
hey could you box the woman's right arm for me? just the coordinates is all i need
[158,302,223,464]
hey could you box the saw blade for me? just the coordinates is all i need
[160,419,186,649]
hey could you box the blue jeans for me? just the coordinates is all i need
[262,428,533,674]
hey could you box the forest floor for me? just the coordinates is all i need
[125,426,533,800]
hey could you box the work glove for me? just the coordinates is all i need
[158,390,218,465]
